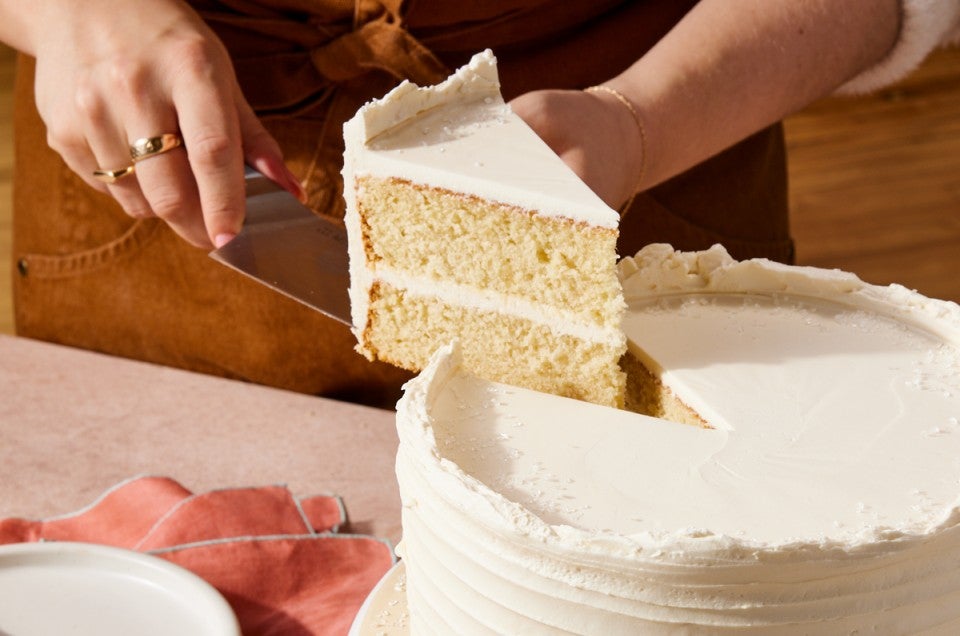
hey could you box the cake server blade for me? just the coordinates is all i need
[208,166,351,325]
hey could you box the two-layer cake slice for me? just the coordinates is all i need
[342,50,626,407]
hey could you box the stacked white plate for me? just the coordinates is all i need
[0,542,239,635]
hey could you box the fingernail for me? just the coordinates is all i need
[214,233,236,249]
[284,168,306,202]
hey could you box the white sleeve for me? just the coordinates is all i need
[837,0,960,94]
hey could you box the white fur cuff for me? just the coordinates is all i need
[837,0,960,94]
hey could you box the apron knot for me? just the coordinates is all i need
[309,6,448,87]
[199,0,448,114]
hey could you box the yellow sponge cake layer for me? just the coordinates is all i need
[356,176,622,326]
[363,282,625,407]
[620,353,709,428]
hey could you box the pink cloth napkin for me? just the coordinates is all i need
[0,476,395,635]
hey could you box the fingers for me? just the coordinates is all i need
[36,16,292,249]
[130,133,208,245]
[163,33,298,248]
[104,48,210,247]
[168,40,245,248]
[237,97,304,203]
[111,31,245,249]
[76,79,153,217]
[512,89,642,209]
[42,75,110,196]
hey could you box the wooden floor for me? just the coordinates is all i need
[1,45,959,337]
[786,47,960,303]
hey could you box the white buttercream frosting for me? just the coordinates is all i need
[372,265,623,347]
[395,245,960,634]
[343,49,616,227]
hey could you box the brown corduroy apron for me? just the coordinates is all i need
[11,0,793,406]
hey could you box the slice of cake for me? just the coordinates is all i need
[392,245,960,633]
[342,50,626,408]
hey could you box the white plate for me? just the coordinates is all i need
[349,560,409,635]
[0,542,240,635]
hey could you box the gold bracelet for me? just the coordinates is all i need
[585,85,646,215]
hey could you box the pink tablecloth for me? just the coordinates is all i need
[0,334,402,543]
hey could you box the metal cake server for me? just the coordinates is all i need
[209,167,351,325]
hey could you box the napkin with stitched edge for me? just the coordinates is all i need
[0,475,395,636]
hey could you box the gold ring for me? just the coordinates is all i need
[92,164,136,183]
[129,133,183,162]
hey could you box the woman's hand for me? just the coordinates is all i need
[510,88,644,211]
[21,0,302,248]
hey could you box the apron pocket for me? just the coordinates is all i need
[16,219,163,281]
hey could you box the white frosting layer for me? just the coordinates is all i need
[343,50,619,340]
[372,265,623,346]
[343,49,616,227]
[395,245,960,633]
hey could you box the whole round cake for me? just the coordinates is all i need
[394,244,960,634]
